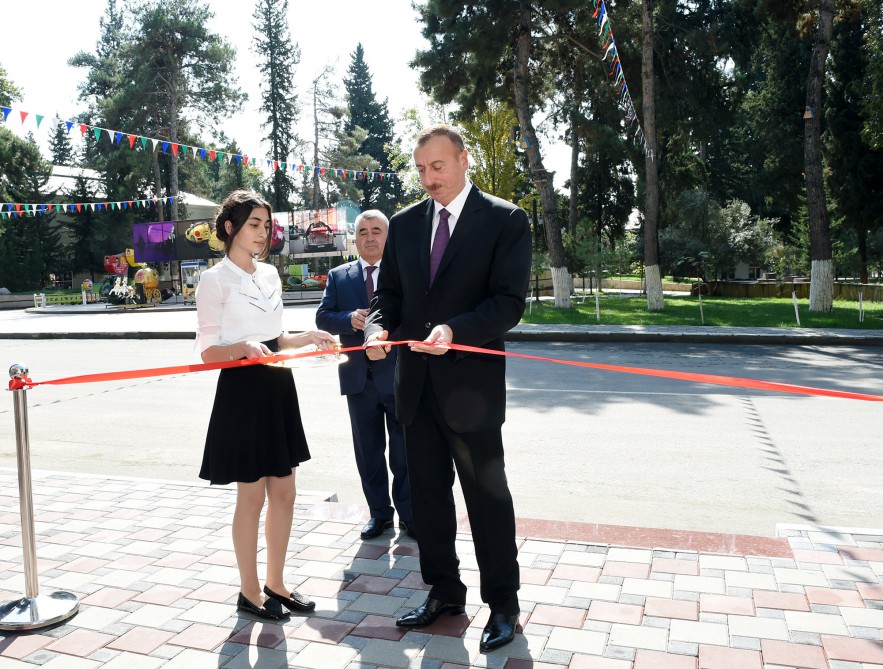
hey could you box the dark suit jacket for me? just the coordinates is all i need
[365,185,532,433]
[316,260,396,396]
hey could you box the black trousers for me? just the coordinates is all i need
[404,376,520,614]
[346,376,410,522]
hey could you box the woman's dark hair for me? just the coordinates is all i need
[214,190,273,260]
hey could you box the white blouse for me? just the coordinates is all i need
[195,257,284,354]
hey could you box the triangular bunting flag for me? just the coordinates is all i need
[199,148,206,160]
[161,141,169,153]
[114,132,122,144]
[0,107,10,122]
[65,121,74,133]
[209,149,216,162]
[151,138,158,152]
[181,145,188,157]
[171,143,179,156]
[93,127,102,141]
[20,111,28,124]
[128,134,136,148]
[35,115,44,128]
[140,137,148,150]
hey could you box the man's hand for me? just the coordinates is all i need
[410,324,452,356]
[350,308,369,331]
[365,330,391,360]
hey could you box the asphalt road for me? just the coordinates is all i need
[2,339,881,537]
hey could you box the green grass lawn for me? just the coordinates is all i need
[521,295,883,329]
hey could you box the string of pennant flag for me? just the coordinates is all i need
[591,0,650,159]
[0,105,401,187]
[0,197,175,220]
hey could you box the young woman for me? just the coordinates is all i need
[195,190,336,620]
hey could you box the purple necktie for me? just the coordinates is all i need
[429,208,450,286]
[365,265,376,303]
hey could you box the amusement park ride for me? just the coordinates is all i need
[101,249,160,305]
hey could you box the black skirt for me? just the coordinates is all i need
[200,346,310,485]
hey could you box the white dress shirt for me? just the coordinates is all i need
[430,180,473,251]
[359,258,382,292]
[195,257,283,354]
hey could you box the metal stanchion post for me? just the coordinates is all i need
[0,364,79,631]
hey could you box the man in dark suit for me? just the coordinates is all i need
[364,124,531,652]
[316,210,412,541]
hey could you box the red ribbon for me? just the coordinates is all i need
[7,341,883,402]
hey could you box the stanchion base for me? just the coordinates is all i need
[0,591,79,631]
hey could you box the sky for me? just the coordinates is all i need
[1,0,569,192]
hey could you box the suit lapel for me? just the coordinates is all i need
[346,261,367,307]
[432,185,482,288]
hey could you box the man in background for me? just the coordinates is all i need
[316,210,412,541]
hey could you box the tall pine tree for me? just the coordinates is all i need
[253,0,300,211]
[343,44,404,214]
[49,116,75,166]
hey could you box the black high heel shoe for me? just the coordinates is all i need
[263,585,316,613]
[236,592,289,621]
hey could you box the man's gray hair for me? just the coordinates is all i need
[355,210,389,227]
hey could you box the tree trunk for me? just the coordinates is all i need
[169,83,180,222]
[641,0,664,311]
[857,225,868,284]
[569,107,580,239]
[805,0,835,312]
[514,0,571,308]
[152,150,164,222]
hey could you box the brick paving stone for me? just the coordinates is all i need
[727,614,789,640]
[698,645,762,669]
[752,590,810,611]
[793,549,845,565]
[81,588,139,609]
[551,564,602,582]
[587,601,643,625]
[529,604,587,628]
[288,617,356,644]
[785,610,851,635]
[345,575,401,595]
[349,615,407,641]
[569,582,621,602]
[653,559,700,576]
[132,585,192,606]
[607,623,668,651]
[546,627,607,655]
[569,656,633,669]
[840,606,883,628]
[602,562,650,579]
[0,633,54,659]
[45,629,115,657]
[633,648,697,668]
[106,628,175,654]
[822,635,883,663]
[699,594,754,615]
[668,620,728,647]
[760,639,829,668]
[227,622,287,649]
[644,597,699,621]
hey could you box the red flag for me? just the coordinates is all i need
[172,143,179,156]
[20,111,28,124]
[76,204,82,212]
[80,124,87,136]
[243,156,250,166]
[273,161,278,171]
[209,149,216,161]
[128,135,136,148]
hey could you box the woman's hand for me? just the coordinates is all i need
[241,340,273,359]
[309,329,337,351]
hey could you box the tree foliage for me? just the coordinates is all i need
[253,0,300,211]
[339,44,406,215]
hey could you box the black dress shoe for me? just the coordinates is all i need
[360,517,394,540]
[398,520,416,540]
[236,592,289,621]
[263,585,316,613]
[480,612,519,652]
[396,596,466,627]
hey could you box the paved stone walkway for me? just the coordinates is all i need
[0,470,881,668]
